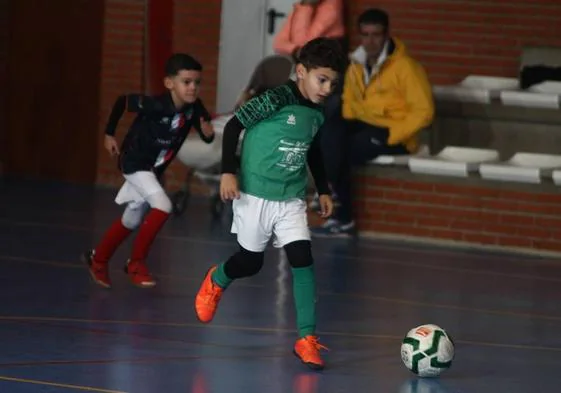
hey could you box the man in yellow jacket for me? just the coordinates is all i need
[312,8,434,237]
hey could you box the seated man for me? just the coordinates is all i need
[312,8,434,237]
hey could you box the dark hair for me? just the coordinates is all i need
[297,37,347,75]
[165,53,202,76]
[358,8,390,32]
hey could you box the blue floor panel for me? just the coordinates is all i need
[0,178,560,392]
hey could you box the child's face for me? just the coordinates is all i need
[296,65,338,104]
[165,70,202,107]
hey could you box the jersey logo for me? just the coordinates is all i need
[171,113,186,131]
[277,139,308,172]
[171,114,182,129]
[287,114,296,125]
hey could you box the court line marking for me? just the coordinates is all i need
[3,254,561,324]
[0,375,126,393]
[12,249,553,286]
[8,318,279,352]
[1,217,556,266]
[2,224,561,285]
[0,353,285,369]
[5,248,558,287]
[1,315,561,353]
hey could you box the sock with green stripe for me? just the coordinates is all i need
[210,247,265,288]
[211,263,233,289]
[291,265,316,337]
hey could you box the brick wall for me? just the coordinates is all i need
[166,0,222,192]
[96,0,561,186]
[62,0,561,253]
[347,0,561,84]
[96,0,221,191]
[347,172,561,254]
[0,0,8,174]
[97,0,145,187]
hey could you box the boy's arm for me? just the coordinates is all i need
[221,115,245,174]
[222,85,294,173]
[193,99,215,144]
[235,85,295,130]
[104,95,127,136]
[306,131,330,196]
[104,94,163,136]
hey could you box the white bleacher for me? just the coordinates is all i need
[433,74,561,110]
[461,75,520,90]
[551,169,561,186]
[479,153,561,184]
[499,81,561,109]
[407,48,561,184]
[500,91,559,109]
[432,75,519,104]
[530,81,561,94]
[408,146,499,178]
[370,144,429,166]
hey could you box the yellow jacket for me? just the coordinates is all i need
[342,38,434,153]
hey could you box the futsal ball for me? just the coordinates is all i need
[400,324,455,378]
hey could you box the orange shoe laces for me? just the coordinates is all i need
[201,281,222,305]
[303,336,329,352]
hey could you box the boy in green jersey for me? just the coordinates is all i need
[194,38,346,370]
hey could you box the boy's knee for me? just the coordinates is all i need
[121,203,148,229]
[225,246,265,278]
[238,247,265,276]
[284,240,313,268]
[121,213,142,230]
[145,192,172,213]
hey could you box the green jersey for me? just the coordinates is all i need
[234,81,325,201]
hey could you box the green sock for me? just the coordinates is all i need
[211,263,233,289]
[291,266,316,338]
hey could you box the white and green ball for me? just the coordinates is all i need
[400,324,455,378]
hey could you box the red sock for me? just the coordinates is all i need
[94,218,133,263]
[130,208,169,261]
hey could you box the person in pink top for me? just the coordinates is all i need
[273,0,345,58]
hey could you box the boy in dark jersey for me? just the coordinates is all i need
[83,53,214,289]
[194,38,346,370]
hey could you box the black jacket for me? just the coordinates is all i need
[104,92,214,176]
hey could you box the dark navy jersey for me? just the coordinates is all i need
[104,92,214,176]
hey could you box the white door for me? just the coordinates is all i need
[262,0,294,56]
[216,0,294,113]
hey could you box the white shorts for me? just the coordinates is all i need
[231,192,310,252]
[115,171,164,209]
